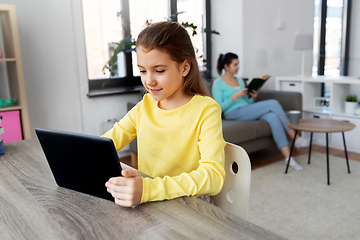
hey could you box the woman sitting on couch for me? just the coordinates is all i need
[212,52,308,171]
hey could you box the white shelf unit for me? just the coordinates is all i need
[276,76,360,153]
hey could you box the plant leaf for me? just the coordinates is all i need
[204,28,220,35]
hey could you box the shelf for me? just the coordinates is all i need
[277,75,360,152]
[331,112,360,119]
[303,109,360,119]
[303,108,330,115]
[0,105,22,112]
[0,58,16,62]
[0,4,31,140]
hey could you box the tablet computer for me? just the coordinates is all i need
[35,128,122,201]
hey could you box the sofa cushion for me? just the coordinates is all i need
[253,120,273,139]
[256,90,302,112]
[222,120,272,144]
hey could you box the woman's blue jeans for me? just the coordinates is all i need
[225,99,290,149]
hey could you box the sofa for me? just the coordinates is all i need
[127,90,302,166]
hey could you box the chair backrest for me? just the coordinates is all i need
[212,142,251,220]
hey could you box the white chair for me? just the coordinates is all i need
[212,142,251,220]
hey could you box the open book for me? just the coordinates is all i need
[247,75,270,97]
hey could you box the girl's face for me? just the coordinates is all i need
[137,47,191,110]
[225,58,239,75]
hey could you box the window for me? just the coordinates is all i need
[128,0,169,77]
[177,0,206,71]
[82,0,212,97]
[82,0,123,80]
[313,0,351,97]
[82,0,142,97]
[313,0,352,77]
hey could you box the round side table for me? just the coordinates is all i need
[285,118,355,185]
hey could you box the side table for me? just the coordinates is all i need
[285,119,355,185]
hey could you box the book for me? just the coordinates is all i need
[247,75,270,97]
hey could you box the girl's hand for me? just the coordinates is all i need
[105,169,143,207]
[249,89,259,100]
[231,88,248,101]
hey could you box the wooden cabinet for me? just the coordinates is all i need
[0,4,30,140]
[331,116,360,151]
[276,76,360,153]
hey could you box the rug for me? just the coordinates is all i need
[247,152,360,240]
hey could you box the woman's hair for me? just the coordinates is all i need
[216,52,239,75]
[136,21,209,96]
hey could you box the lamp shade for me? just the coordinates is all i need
[294,34,313,50]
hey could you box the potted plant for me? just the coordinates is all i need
[345,95,358,114]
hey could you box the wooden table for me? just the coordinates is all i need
[0,139,286,240]
[285,119,355,185]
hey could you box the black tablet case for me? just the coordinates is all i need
[36,128,122,201]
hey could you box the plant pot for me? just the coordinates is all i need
[345,101,358,114]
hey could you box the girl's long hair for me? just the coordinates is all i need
[136,21,209,96]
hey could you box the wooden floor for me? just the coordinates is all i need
[248,145,360,170]
[119,145,360,170]
[119,155,133,168]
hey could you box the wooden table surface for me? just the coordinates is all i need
[0,139,286,240]
[286,118,355,133]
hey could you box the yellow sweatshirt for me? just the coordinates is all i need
[102,93,226,203]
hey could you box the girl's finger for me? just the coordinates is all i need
[115,198,133,207]
[107,183,130,194]
[121,169,140,178]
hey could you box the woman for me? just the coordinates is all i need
[212,52,308,171]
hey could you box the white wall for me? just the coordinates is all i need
[211,0,244,77]
[211,0,314,89]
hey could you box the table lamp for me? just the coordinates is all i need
[294,34,313,76]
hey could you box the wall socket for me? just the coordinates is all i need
[97,118,118,136]
[98,117,131,154]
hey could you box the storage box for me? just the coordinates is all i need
[280,81,302,92]
[0,110,23,143]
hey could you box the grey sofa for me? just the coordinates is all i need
[127,90,302,164]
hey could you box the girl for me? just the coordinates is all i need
[212,52,308,171]
[103,22,226,207]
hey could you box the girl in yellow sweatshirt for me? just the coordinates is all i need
[104,21,225,207]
